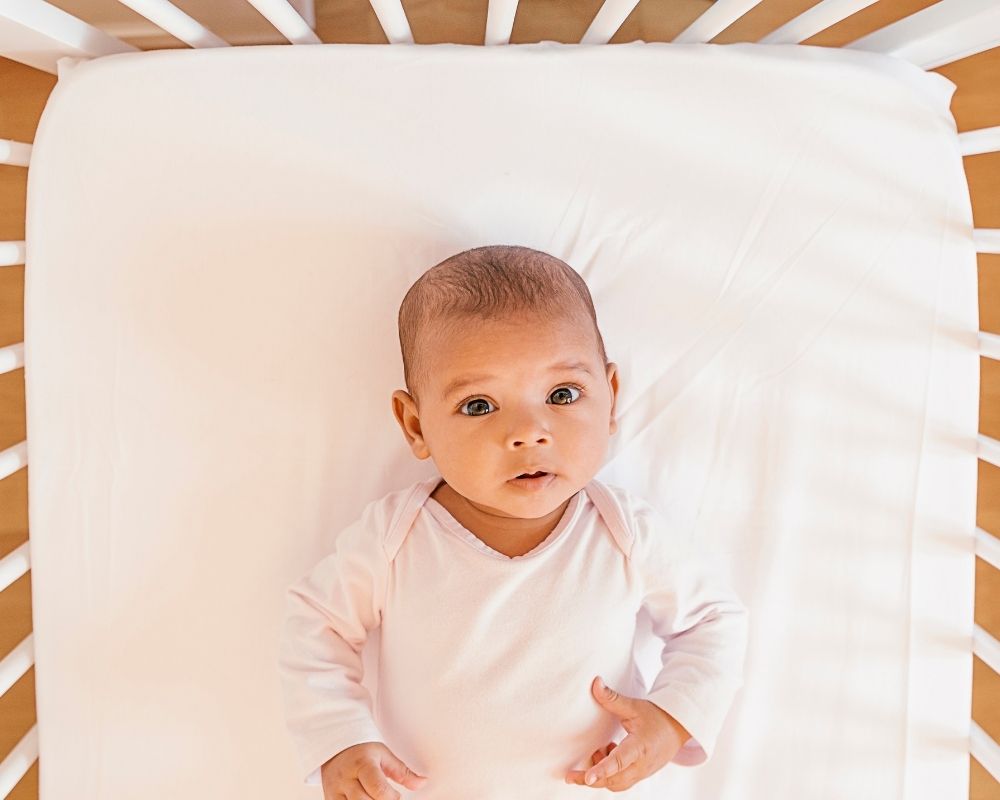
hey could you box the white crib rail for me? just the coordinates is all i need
[0,529,34,799]
[0,443,28,483]
[570,0,1000,62]
[0,633,33,703]
[485,0,518,47]
[848,0,1000,69]
[0,726,37,800]
[243,0,320,45]
[112,0,228,49]
[0,139,31,167]
[367,0,413,45]
[972,721,1000,788]
[0,344,24,376]
[0,0,136,74]
[0,106,32,800]
[580,0,641,44]
[979,332,1000,362]
[0,242,25,268]
[0,0,322,70]
[975,229,1000,254]
[978,434,1000,470]
[959,125,1000,156]
[759,0,880,45]
[2,0,999,67]
[0,92,33,791]
[106,1,317,47]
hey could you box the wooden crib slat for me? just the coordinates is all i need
[0,724,37,800]
[978,433,1000,468]
[846,0,1000,70]
[0,242,25,267]
[0,0,136,74]
[976,527,1000,571]
[959,125,1000,156]
[288,0,315,30]
[0,442,27,481]
[0,542,29,595]
[0,343,24,376]
[980,332,1000,362]
[759,0,880,45]
[974,229,1000,254]
[673,0,765,45]
[485,0,518,46]
[0,634,33,700]
[580,0,640,45]
[116,0,229,48]
[970,721,1000,787]
[367,0,414,44]
[243,0,320,45]
[0,139,31,167]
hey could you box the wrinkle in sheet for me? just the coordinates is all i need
[609,92,844,440]
[606,198,848,467]
[548,170,589,255]
[741,196,924,396]
[714,107,828,303]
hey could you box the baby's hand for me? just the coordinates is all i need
[565,676,691,791]
[320,741,428,800]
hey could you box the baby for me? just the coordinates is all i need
[278,245,749,799]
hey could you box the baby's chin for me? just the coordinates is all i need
[496,475,582,515]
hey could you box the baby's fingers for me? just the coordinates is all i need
[356,761,401,799]
[568,741,622,787]
[591,742,618,765]
[568,736,642,788]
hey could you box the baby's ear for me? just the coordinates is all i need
[605,364,620,435]
[606,362,620,406]
[391,390,430,459]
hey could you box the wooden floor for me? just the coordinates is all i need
[0,1,998,798]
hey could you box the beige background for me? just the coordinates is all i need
[0,1,997,798]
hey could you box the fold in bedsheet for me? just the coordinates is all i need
[24,41,977,799]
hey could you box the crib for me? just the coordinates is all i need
[0,0,998,798]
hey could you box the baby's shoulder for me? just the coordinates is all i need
[588,479,661,524]
[366,477,441,560]
[315,479,427,561]
[588,480,691,555]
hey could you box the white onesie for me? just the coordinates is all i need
[278,475,749,798]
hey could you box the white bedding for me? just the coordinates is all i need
[24,41,978,799]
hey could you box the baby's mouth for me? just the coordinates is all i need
[515,471,548,479]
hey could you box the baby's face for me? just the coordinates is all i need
[392,311,618,520]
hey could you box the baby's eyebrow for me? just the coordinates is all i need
[441,361,594,401]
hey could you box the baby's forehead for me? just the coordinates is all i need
[433,307,585,335]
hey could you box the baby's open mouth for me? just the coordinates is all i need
[517,471,548,479]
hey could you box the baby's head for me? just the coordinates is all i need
[392,244,618,520]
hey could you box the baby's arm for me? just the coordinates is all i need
[277,512,389,785]
[632,502,750,766]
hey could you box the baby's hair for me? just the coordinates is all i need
[398,245,609,406]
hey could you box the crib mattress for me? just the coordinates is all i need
[24,41,978,799]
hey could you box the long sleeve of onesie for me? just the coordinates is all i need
[628,497,750,766]
[277,510,388,785]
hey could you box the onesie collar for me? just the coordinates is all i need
[382,475,634,561]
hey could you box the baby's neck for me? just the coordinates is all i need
[430,480,572,559]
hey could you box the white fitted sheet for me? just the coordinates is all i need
[24,41,978,799]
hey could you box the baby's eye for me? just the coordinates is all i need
[460,398,495,417]
[457,386,582,417]
[549,385,581,405]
